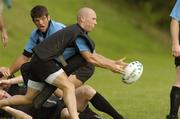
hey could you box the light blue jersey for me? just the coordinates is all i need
[63,37,91,60]
[24,20,91,60]
[24,20,65,55]
[170,0,180,21]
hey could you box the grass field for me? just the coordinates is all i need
[88,54,175,119]
[0,0,176,119]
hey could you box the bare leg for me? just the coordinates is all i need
[64,84,124,119]
[2,106,32,119]
[54,74,83,97]
[174,66,180,87]
[51,72,79,119]
[68,75,83,88]
[75,85,96,112]
[61,108,71,119]
[0,87,39,107]
[61,85,95,119]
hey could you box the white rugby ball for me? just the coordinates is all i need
[122,61,143,84]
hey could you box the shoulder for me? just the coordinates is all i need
[50,20,66,29]
[75,37,91,52]
[30,29,38,38]
[47,20,66,34]
[174,0,180,8]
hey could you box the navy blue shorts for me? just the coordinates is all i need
[175,57,180,67]
[22,55,95,83]
[73,63,95,83]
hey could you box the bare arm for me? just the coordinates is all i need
[80,51,126,73]
[171,18,180,57]
[0,75,24,85]
[0,55,30,77]
[0,16,8,47]
[10,54,30,74]
[2,106,32,119]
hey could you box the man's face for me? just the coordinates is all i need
[84,11,97,32]
[33,15,50,32]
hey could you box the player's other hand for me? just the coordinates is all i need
[0,67,10,77]
[111,64,125,74]
[172,45,180,57]
[115,57,128,68]
[1,29,8,47]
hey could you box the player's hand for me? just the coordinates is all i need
[1,29,8,47]
[115,57,128,68]
[111,64,125,74]
[172,45,180,57]
[0,67,10,77]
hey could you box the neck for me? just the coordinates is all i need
[77,23,87,32]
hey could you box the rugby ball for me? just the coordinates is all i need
[122,61,143,84]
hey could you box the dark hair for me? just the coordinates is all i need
[30,5,48,20]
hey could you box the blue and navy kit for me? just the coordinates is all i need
[23,20,65,57]
[23,20,91,59]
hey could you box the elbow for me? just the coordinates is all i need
[85,55,96,64]
[86,57,95,64]
[81,52,97,64]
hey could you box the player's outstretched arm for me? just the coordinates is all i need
[80,51,126,73]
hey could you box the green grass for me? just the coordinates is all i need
[0,0,176,119]
[88,54,175,119]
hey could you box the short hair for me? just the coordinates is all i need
[30,5,48,20]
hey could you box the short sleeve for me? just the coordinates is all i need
[75,37,90,52]
[24,32,38,54]
[170,0,180,21]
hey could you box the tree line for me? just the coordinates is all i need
[106,0,176,29]
[125,0,176,29]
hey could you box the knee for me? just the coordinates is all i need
[24,97,33,104]
[63,81,75,92]
[54,75,75,92]
[80,85,96,99]
[24,94,34,104]
[61,108,70,119]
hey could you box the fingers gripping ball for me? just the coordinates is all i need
[122,61,143,84]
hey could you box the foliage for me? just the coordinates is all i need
[125,0,176,29]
